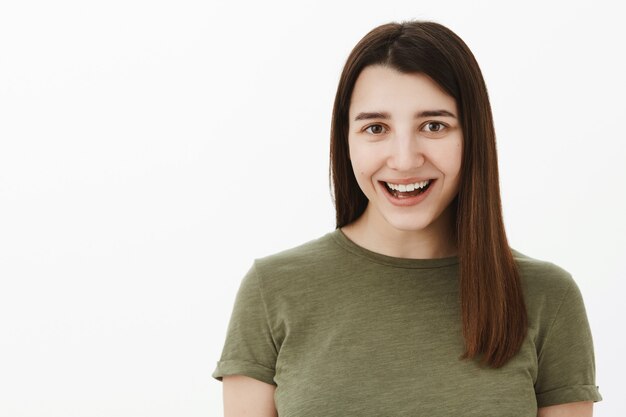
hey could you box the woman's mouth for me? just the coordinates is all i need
[381,179,434,198]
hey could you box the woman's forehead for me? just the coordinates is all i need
[349,65,457,117]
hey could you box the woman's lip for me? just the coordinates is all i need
[379,179,436,207]
[380,178,435,184]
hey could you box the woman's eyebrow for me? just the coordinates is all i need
[353,110,457,121]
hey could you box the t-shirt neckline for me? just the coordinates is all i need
[330,228,459,269]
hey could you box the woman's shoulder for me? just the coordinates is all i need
[511,248,575,288]
[509,248,580,311]
[251,229,343,279]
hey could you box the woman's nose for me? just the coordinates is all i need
[386,132,425,171]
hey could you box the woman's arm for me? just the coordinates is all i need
[222,375,595,417]
[223,375,278,417]
[537,401,593,417]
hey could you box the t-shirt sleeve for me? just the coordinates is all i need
[534,276,602,407]
[212,261,278,386]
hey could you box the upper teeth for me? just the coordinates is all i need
[386,180,431,192]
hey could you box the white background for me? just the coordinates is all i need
[1,0,624,416]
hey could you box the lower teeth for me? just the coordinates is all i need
[393,190,422,198]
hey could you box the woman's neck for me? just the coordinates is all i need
[340,205,457,259]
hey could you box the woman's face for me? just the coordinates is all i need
[347,65,463,236]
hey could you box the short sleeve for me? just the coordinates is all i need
[534,277,602,407]
[212,262,278,386]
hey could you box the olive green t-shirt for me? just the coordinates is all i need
[212,229,602,415]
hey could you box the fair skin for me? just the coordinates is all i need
[537,402,593,416]
[223,375,277,417]
[340,64,462,259]
[220,64,593,417]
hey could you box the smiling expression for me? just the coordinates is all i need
[348,64,463,237]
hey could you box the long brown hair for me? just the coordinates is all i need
[329,20,527,368]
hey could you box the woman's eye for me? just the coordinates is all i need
[364,124,386,135]
[362,122,447,135]
[423,122,447,133]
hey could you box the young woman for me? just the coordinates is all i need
[212,20,602,416]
